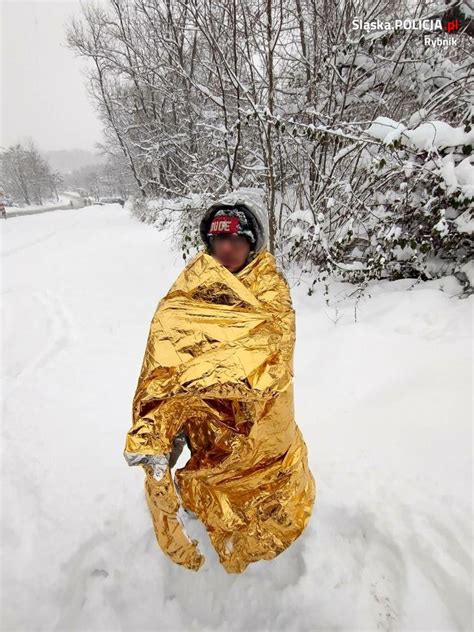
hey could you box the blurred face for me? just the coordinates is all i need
[210,235,251,273]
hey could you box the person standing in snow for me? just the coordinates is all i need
[124,191,316,573]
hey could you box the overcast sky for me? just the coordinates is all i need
[1,0,103,152]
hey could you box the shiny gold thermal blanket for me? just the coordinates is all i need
[124,247,316,573]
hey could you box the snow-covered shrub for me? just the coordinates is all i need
[129,196,150,223]
[277,21,473,292]
[280,111,473,289]
[354,113,473,282]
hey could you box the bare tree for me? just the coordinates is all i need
[0,140,59,206]
[65,0,473,281]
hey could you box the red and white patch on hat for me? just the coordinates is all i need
[208,215,240,235]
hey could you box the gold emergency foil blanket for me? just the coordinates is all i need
[124,247,316,573]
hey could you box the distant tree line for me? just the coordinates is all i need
[0,140,63,206]
[63,153,138,201]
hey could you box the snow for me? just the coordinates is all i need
[434,215,449,236]
[194,83,224,107]
[289,225,305,239]
[454,208,474,234]
[366,116,474,151]
[1,204,472,631]
[436,155,474,197]
[459,260,474,286]
[404,122,474,152]
[288,209,315,224]
[407,109,427,127]
[385,225,402,240]
[365,117,407,144]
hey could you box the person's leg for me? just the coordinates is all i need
[169,431,188,468]
[170,432,199,519]
[185,432,193,455]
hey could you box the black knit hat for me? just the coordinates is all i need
[205,205,259,248]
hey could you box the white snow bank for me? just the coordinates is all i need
[5,195,73,213]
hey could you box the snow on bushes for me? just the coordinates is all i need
[284,110,473,290]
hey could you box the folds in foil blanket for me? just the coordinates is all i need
[123,247,317,573]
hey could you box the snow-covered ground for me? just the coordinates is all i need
[1,204,472,631]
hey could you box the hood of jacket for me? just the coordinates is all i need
[199,189,268,257]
